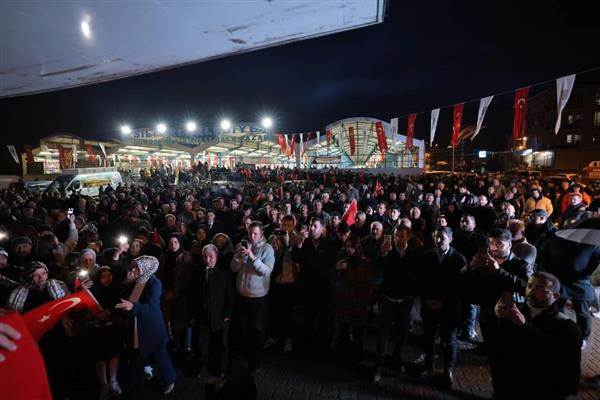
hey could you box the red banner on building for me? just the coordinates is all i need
[452,103,464,147]
[24,145,34,162]
[288,134,297,159]
[348,127,356,156]
[57,145,73,169]
[512,87,529,141]
[85,144,95,161]
[326,130,332,148]
[374,121,387,155]
[302,132,315,156]
[406,114,417,148]
[277,134,287,155]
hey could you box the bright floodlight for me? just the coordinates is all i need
[80,18,92,39]
[261,117,273,129]
[185,121,197,132]
[156,123,167,134]
[120,125,132,135]
[220,119,231,131]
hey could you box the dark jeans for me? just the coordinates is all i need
[269,282,297,341]
[234,293,269,371]
[299,287,332,350]
[421,302,459,371]
[376,297,414,368]
[128,347,176,400]
[558,298,591,339]
[460,302,479,336]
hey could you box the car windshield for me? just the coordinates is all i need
[48,175,74,190]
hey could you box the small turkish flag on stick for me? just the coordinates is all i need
[341,199,358,226]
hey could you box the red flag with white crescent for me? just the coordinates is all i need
[452,103,464,148]
[348,127,356,156]
[375,121,387,155]
[512,87,529,141]
[341,199,358,226]
[277,134,287,155]
[406,114,416,148]
[288,134,297,159]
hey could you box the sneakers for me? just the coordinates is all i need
[373,368,382,383]
[109,381,122,396]
[581,339,588,350]
[144,365,154,380]
[163,383,175,395]
[284,338,293,353]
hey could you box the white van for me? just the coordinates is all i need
[46,167,122,197]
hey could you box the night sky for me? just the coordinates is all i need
[1,1,599,151]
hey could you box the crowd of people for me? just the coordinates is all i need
[0,164,599,400]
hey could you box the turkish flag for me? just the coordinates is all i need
[302,132,315,156]
[375,121,387,155]
[374,180,383,197]
[23,289,102,341]
[341,199,358,226]
[0,312,52,400]
[512,87,529,141]
[24,145,34,162]
[406,114,417,148]
[85,144,95,161]
[348,127,356,156]
[326,130,332,148]
[452,103,464,147]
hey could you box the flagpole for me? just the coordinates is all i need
[452,145,455,173]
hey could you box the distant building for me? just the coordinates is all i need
[524,82,600,171]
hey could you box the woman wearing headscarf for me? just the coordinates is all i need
[116,256,176,397]
[65,248,98,292]
[211,233,235,269]
[6,261,71,399]
[88,266,124,399]
[159,233,194,357]
[190,224,211,265]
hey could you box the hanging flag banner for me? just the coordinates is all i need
[277,134,287,155]
[326,130,332,148]
[302,132,315,156]
[57,145,74,170]
[348,126,356,156]
[430,108,440,145]
[85,144,95,161]
[406,114,417,148]
[451,103,464,147]
[374,121,387,155]
[299,133,304,158]
[390,117,398,148]
[7,145,20,164]
[555,74,576,134]
[98,142,108,159]
[289,134,297,159]
[473,96,493,140]
[316,131,320,145]
[512,87,529,141]
[24,145,34,162]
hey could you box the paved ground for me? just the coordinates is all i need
[144,315,600,400]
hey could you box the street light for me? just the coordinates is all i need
[261,117,273,129]
[220,119,231,131]
[156,123,167,134]
[185,121,197,132]
[120,125,132,135]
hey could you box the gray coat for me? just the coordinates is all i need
[231,238,275,298]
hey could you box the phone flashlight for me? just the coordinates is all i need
[118,236,128,245]
[78,269,89,278]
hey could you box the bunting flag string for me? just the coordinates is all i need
[555,74,576,134]
[472,96,493,140]
[430,109,440,144]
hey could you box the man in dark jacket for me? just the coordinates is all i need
[191,244,234,378]
[461,228,533,395]
[291,217,337,351]
[373,225,422,382]
[539,234,600,347]
[489,272,581,399]
[420,227,467,389]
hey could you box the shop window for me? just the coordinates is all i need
[566,134,572,143]
[594,111,600,127]
[596,93,600,106]
[566,113,582,126]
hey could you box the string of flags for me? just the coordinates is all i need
[5,69,592,165]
